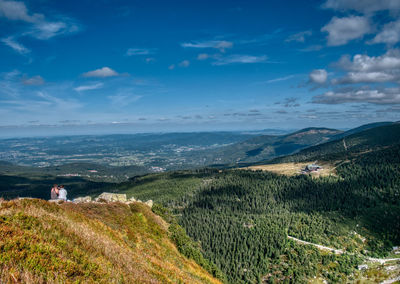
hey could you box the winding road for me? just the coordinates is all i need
[288,236,399,264]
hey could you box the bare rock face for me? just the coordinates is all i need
[125,196,137,204]
[73,196,92,203]
[144,200,153,208]
[95,192,127,202]
[48,199,64,204]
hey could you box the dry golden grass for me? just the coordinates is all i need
[0,199,221,284]
[244,162,337,177]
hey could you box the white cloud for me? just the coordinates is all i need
[313,87,400,104]
[22,75,44,85]
[0,0,42,22]
[309,69,328,84]
[145,57,155,63]
[371,19,400,45]
[82,67,119,78]
[332,72,396,84]
[0,75,85,125]
[179,60,190,67]
[181,40,233,52]
[1,89,82,116]
[337,49,400,72]
[197,53,209,60]
[321,16,371,46]
[332,49,400,84]
[299,114,317,119]
[322,0,400,14]
[74,82,104,92]
[35,91,83,110]
[0,70,22,97]
[126,48,156,56]
[285,30,312,43]
[212,54,268,65]
[0,0,80,48]
[2,69,20,79]
[108,94,142,107]
[28,20,79,40]
[1,36,30,54]
[168,64,175,70]
[265,75,295,84]
[157,118,169,122]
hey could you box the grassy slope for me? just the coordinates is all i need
[244,162,337,177]
[0,199,220,284]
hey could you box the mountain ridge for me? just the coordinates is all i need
[267,122,400,164]
[204,127,342,165]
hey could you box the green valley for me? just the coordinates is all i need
[1,122,400,283]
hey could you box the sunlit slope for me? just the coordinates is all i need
[0,199,221,284]
[245,161,337,177]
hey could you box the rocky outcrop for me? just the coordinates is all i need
[144,200,153,208]
[95,192,127,202]
[71,192,153,208]
[73,196,92,203]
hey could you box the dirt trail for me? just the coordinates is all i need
[288,235,399,264]
[288,236,343,254]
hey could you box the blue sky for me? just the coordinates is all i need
[1,0,400,136]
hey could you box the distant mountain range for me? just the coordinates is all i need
[204,127,342,165]
[1,121,400,200]
[208,121,400,167]
[1,121,398,171]
[269,121,400,164]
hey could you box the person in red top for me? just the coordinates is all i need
[50,184,59,200]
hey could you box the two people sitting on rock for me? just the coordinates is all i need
[50,184,68,201]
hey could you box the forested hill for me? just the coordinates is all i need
[113,137,400,282]
[268,122,400,164]
[205,127,341,165]
[329,121,394,141]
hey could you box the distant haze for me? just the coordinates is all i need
[0,123,297,139]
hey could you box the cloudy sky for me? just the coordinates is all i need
[1,0,400,136]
